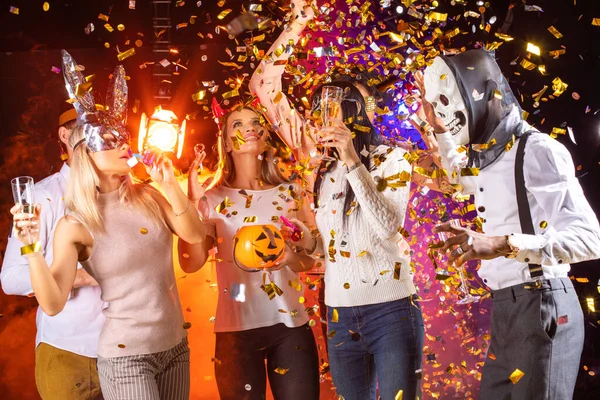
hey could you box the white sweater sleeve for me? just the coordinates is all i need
[345,148,411,240]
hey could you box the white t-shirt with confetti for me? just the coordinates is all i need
[204,183,310,333]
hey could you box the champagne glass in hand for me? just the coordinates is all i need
[437,219,481,305]
[318,86,344,161]
[11,176,37,245]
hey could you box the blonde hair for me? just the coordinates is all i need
[65,126,165,233]
[209,105,289,189]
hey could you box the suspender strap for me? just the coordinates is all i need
[514,131,544,279]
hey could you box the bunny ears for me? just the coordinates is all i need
[62,50,131,152]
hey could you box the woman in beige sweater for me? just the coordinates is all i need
[10,51,207,399]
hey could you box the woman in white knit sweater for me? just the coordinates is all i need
[249,2,424,399]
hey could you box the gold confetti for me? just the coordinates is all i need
[243,216,257,223]
[117,48,136,61]
[395,390,403,400]
[520,58,537,70]
[117,24,125,31]
[509,368,525,384]
[547,26,563,39]
[117,344,126,348]
[460,168,480,176]
[183,322,192,329]
[357,250,368,257]
[43,2,50,11]
[332,309,339,323]
[217,9,232,20]
[592,18,600,26]
[192,90,206,102]
[274,367,289,375]
[539,221,548,229]
[140,228,148,235]
[552,77,568,96]
[98,13,109,21]
[343,283,350,289]
[104,23,114,32]
[215,197,233,214]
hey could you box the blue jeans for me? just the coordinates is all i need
[326,297,424,400]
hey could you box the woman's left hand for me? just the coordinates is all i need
[319,122,360,166]
[145,152,177,187]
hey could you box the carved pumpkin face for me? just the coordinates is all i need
[233,225,286,271]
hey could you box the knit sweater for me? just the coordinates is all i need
[314,145,416,307]
[81,189,186,358]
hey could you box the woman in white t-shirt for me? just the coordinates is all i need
[178,104,319,400]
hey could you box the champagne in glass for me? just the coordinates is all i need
[318,86,344,161]
[437,219,481,305]
[321,86,343,127]
[11,176,35,244]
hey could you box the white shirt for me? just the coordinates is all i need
[314,145,417,307]
[204,183,309,332]
[1,164,106,357]
[436,127,600,290]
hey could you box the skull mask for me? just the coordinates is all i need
[423,56,470,146]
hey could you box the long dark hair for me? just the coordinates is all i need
[312,81,381,220]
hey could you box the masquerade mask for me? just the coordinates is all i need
[62,50,131,153]
[423,56,470,146]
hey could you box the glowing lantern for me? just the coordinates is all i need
[138,107,186,158]
[233,225,286,271]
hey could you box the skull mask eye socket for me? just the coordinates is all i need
[439,94,450,106]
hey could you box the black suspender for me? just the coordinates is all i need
[514,131,544,280]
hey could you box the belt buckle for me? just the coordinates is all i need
[524,279,543,290]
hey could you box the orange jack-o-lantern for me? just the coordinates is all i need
[233,225,286,271]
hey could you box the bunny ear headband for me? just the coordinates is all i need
[62,50,130,152]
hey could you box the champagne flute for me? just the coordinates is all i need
[437,219,481,305]
[11,176,35,244]
[319,86,344,161]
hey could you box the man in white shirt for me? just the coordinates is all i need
[415,50,600,399]
[1,106,105,399]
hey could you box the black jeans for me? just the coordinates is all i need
[215,323,320,400]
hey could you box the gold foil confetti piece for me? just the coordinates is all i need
[274,367,289,375]
[278,309,287,313]
[140,228,148,235]
[550,127,566,138]
[217,9,232,20]
[192,90,206,102]
[340,251,351,258]
[211,357,221,365]
[118,344,126,348]
[509,369,525,384]
[308,319,316,327]
[243,216,257,223]
[552,77,568,96]
[117,24,125,31]
[547,26,563,39]
[298,297,305,304]
[460,168,480,176]
[328,330,337,339]
[393,262,402,280]
[343,283,350,289]
[183,322,192,329]
[223,88,240,98]
[43,2,50,11]
[592,18,600,26]
[427,12,447,22]
[357,250,368,257]
[526,43,541,56]
[215,197,233,214]
[98,13,109,21]
[540,221,548,229]
[395,390,403,400]
[104,23,114,32]
[261,282,283,300]
[495,32,514,41]
[117,48,136,61]
[520,58,537,70]
[332,309,339,323]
